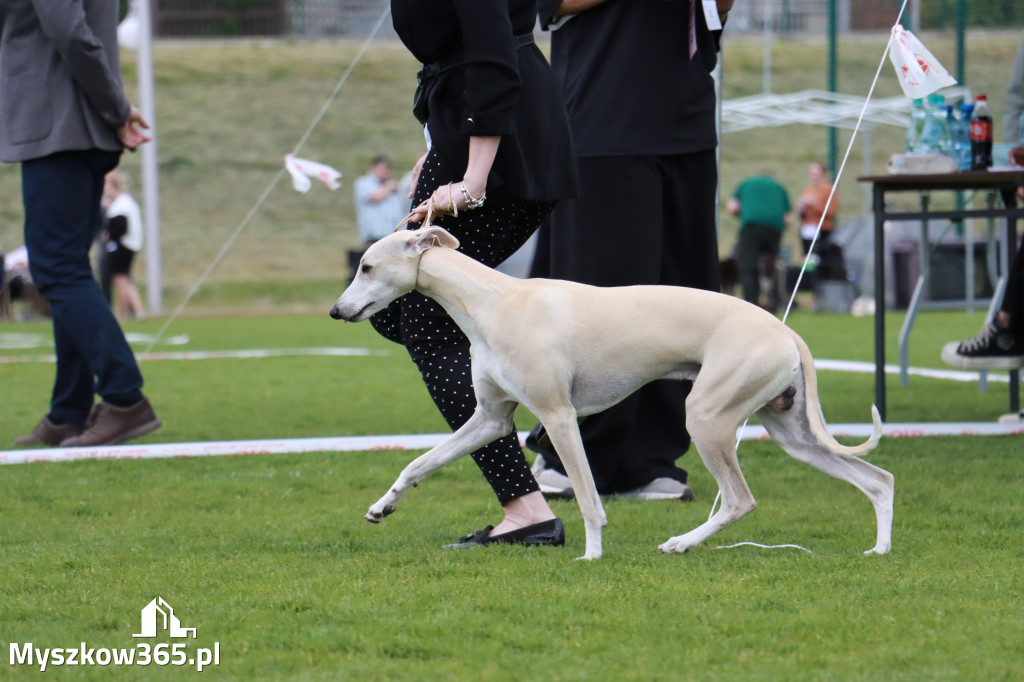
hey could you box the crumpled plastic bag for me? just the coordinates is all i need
[284,154,342,193]
[888,24,956,100]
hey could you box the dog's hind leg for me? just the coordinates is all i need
[366,398,517,523]
[658,424,758,554]
[535,408,607,560]
[757,406,894,555]
[659,369,767,554]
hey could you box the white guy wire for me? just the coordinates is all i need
[710,0,911,542]
[143,4,391,355]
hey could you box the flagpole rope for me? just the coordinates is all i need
[143,4,392,355]
[711,0,912,538]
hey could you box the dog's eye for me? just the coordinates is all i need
[361,263,373,274]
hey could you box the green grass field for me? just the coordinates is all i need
[2,28,1024,682]
[2,311,1022,681]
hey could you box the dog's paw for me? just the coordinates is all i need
[864,543,891,556]
[659,536,696,554]
[364,503,397,523]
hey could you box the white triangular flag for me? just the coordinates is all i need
[888,24,956,100]
[284,154,342,193]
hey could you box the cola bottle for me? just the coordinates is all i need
[970,94,993,171]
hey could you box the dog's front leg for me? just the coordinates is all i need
[539,412,607,560]
[365,406,511,523]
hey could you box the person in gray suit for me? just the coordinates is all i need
[2,0,162,447]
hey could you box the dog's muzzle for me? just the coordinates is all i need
[330,302,372,322]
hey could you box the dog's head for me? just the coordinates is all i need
[330,226,460,322]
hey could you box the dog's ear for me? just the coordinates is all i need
[408,226,460,254]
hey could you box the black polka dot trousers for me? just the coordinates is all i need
[370,151,555,504]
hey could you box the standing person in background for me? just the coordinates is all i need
[3,0,162,448]
[102,170,145,320]
[354,155,409,246]
[527,0,732,502]
[727,172,792,314]
[1003,30,1024,145]
[369,0,578,547]
[796,161,838,256]
[941,68,1024,424]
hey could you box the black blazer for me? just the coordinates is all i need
[392,0,577,202]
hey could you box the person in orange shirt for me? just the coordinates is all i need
[796,161,838,256]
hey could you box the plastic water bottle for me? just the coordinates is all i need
[954,103,974,171]
[919,94,950,155]
[943,105,956,159]
[919,96,939,153]
[970,94,993,170]
[906,98,926,153]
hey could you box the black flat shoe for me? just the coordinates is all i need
[445,518,565,549]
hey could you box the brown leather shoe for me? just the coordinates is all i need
[14,415,85,447]
[60,398,162,447]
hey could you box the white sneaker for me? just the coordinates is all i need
[532,455,575,499]
[998,411,1024,425]
[618,477,696,501]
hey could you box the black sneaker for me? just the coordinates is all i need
[940,320,1024,370]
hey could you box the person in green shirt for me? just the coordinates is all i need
[726,173,792,313]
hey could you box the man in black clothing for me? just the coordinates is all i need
[529,0,732,499]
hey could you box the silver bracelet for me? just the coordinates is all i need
[459,181,486,210]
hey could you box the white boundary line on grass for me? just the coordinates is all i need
[0,347,388,364]
[0,349,1008,385]
[2,422,1021,466]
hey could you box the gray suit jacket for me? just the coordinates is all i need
[0,0,129,163]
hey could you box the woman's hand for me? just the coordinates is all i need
[409,182,467,223]
[407,136,498,224]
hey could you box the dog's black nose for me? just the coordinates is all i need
[330,306,343,320]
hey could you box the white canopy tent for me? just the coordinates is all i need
[720,88,916,219]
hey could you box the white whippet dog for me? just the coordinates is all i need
[330,226,894,560]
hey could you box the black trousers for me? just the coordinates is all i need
[529,150,720,494]
[1002,227,1024,337]
[369,151,555,504]
[737,222,782,312]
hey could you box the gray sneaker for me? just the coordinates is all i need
[618,477,696,501]
[533,456,695,502]
[532,455,575,499]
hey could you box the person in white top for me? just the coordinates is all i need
[101,170,145,319]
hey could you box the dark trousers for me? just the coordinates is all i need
[368,151,554,504]
[529,151,721,494]
[737,222,782,312]
[22,150,144,425]
[1002,229,1024,338]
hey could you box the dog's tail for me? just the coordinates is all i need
[794,332,882,457]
